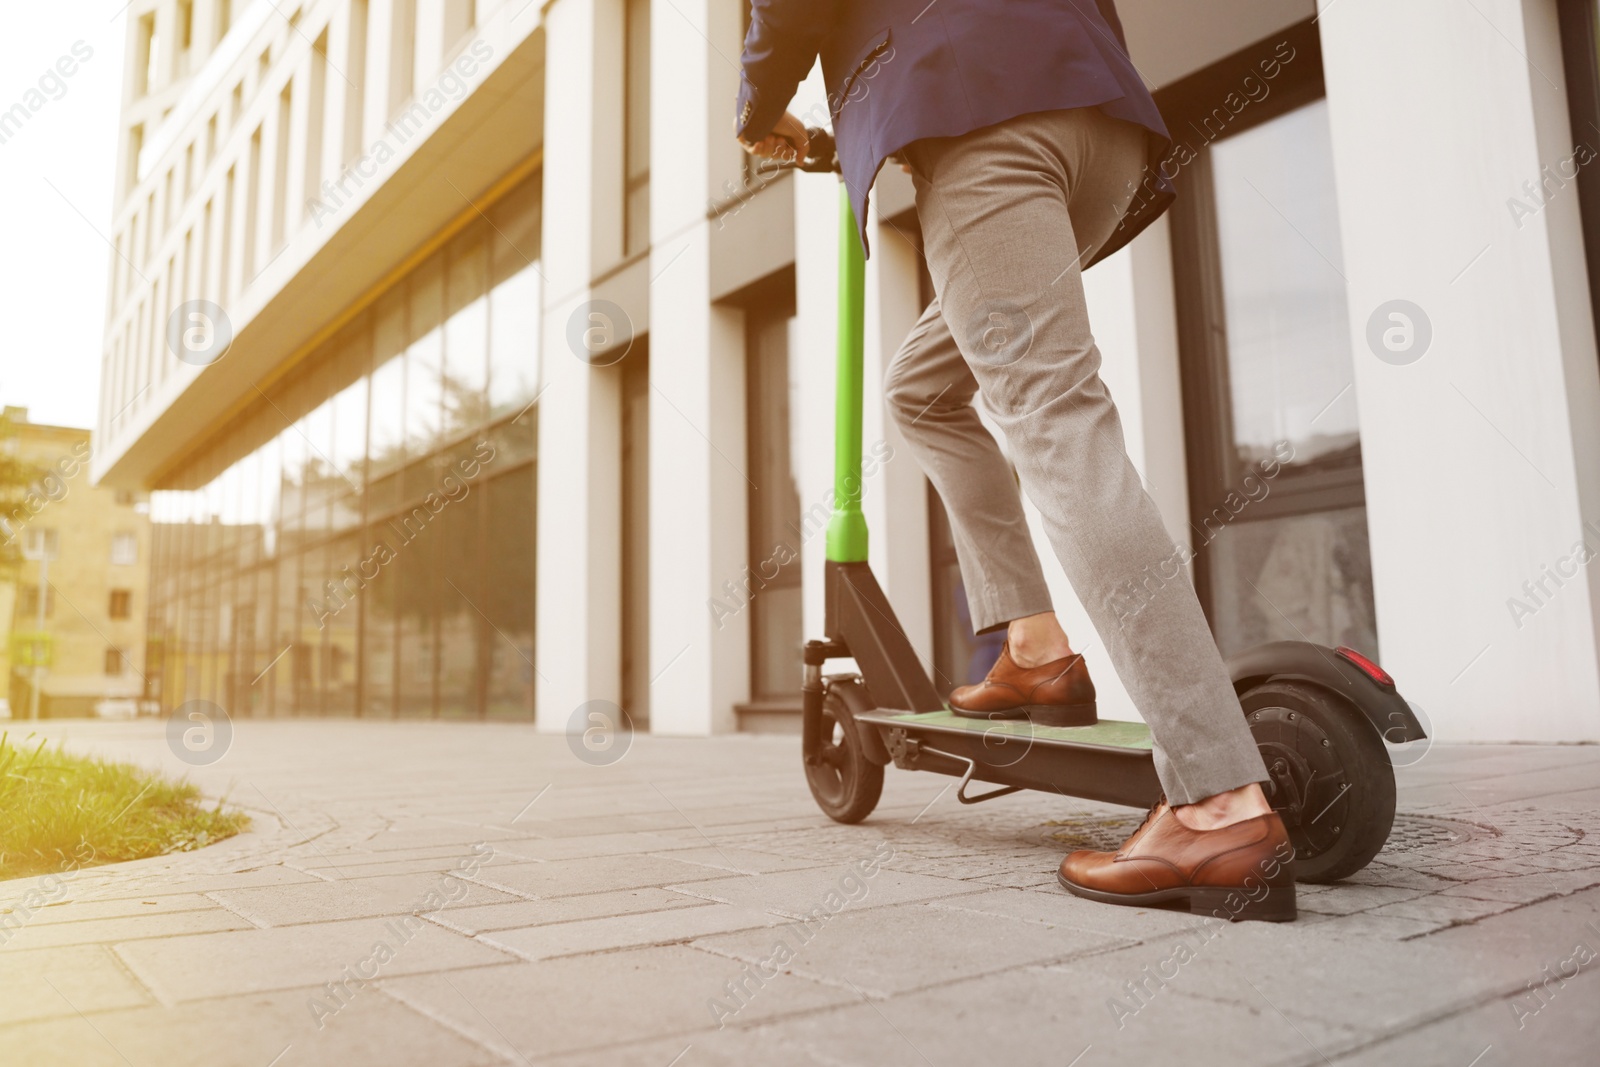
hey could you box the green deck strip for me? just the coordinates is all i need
[865,710,1154,750]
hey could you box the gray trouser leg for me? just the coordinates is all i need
[884,298,1055,633]
[894,107,1268,805]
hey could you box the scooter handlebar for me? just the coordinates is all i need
[797,128,839,173]
[754,127,840,176]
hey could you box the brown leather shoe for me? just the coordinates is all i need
[949,641,1096,726]
[1057,800,1297,922]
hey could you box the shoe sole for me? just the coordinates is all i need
[948,702,1098,727]
[1056,870,1297,923]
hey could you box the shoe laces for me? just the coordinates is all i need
[1132,795,1167,837]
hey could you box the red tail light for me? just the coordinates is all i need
[1335,646,1393,688]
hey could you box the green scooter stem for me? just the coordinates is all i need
[825,185,870,564]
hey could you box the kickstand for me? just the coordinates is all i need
[922,746,1024,805]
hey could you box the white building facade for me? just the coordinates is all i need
[96,0,1600,742]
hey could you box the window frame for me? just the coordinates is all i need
[1559,0,1600,364]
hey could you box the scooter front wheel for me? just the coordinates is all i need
[805,678,884,824]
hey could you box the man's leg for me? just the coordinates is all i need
[903,107,1269,807]
[883,301,1055,638]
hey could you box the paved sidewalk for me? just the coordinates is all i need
[2,720,1598,1067]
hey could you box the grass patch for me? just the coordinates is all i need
[0,732,249,882]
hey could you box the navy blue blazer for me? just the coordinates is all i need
[736,0,1174,264]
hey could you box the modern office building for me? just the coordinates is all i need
[2,409,150,719]
[95,0,1600,742]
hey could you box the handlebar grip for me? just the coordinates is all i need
[799,127,840,174]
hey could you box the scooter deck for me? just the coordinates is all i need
[857,709,1154,751]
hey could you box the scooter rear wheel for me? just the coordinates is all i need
[805,679,884,824]
[1242,680,1397,883]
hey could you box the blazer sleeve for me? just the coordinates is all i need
[735,0,840,142]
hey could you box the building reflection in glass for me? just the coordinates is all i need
[147,174,542,720]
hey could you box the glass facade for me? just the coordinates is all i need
[146,171,542,720]
[1201,99,1377,658]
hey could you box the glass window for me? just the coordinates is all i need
[405,256,445,458]
[745,312,802,704]
[330,376,368,532]
[1211,99,1358,485]
[111,531,139,565]
[143,171,542,723]
[1169,82,1378,659]
[489,175,541,418]
[322,533,362,715]
[361,520,398,717]
[301,397,337,537]
[394,539,437,718]
[296,542,328,715]
[369,290,407,515]
[434,465,483,719]
[484,469,535,718]
[272,551,300,714]
[444,229,490,437]
[259,433,282,558]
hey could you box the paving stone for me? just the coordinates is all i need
[113,917,517,1002]
[124,864,329,894]
[669,867,984,919]
[687,961,1360,1067]
[1295,910,1450,942]
[352,823,534,853]
[378,947,858,1060]
[692,900,1126,997]
[0,985,501,1067]
[500,811,703,839]
[465,853,725,898]
[208,870,524,926]
[928,885,1206,941]
[1052,921,1512,1040]
[428,886,709,935]
[1272,882,1433,916]
[0,890,220,925]
[284,844,545,878]
[1366,895,1520,926]
[465,830,691,862]
[1327,966,1600,1067]
[483,903,784,960]
[0,944,152,1025]
[0,906,251,949]
[13,722,1600,1064]
[643,846,832,875]
[1437,877,1564,904]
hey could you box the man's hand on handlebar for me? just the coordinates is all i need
[738,111,810,165]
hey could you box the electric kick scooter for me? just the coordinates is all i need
[785,130,1425,883]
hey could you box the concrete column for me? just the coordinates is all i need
[415,0,446,87]
[794,181,933,680]
[645,0,751,735]
[1318,0,1600,739]
[534,0,626,732]
[364,0,400,142]
[865,201,934,668]
[283,54,314,240]
[792,71,841,669]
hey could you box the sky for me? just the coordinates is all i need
[0,3,127,430]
